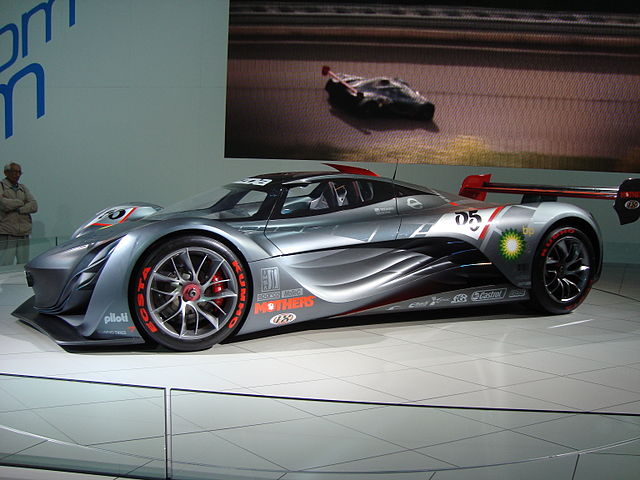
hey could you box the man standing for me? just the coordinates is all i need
[0,163,38,265]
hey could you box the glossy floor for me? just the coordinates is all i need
[0,264,639,479]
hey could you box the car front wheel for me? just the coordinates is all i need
[530,226,595,314]
[130,236,249,351]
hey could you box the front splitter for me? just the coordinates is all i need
[12,297,146,347]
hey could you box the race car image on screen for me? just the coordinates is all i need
[13,164,640,351]
[322,66,435,121]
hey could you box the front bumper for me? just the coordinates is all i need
[13,297,146,347]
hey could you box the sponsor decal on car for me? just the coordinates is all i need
[235,178,272,186]
[406,198,423,210]
[258,288,305,302]
[408,296,451,308]
[282,288,304,298]
[471,288,507,302]
[499,229,526,260]
[522,225,535,236]
[625,200,639,210]
[508,288,527,298]
[451,293,468,304]
[101,330,130,336]
[374,206,395,215]
[257,292,281,302]
[261,267,279,292]
[270,313,297,325]
[254,296,315,314]
[104,313,130,324]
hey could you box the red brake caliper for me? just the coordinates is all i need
[212,275,224,306]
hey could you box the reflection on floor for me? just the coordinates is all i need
[0,264,639,479]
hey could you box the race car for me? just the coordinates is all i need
[322,66,435,121]
[13,164,639,351]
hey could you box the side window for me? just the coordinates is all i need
[279,179,394,217]
[216,189,269,219]
[280,183,326,216]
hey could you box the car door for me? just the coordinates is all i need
[260,177,402,306]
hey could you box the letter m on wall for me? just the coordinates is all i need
[0,63,45,139]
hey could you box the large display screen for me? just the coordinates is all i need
[225,2,640,173]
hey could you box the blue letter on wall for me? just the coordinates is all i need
[0,24,19,74]
[21,0,55,58]
[0,63,45,139]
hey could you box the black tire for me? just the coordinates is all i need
[530,226,595,314]
[420,103,435,121]
[130,236,249,351]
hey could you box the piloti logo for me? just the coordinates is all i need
[104,313,129,324]
[254,296,315,314]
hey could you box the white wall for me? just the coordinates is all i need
[2,0,230,237]
[1,0,637,263]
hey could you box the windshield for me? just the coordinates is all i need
[153,183,271,220]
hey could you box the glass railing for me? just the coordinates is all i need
[1,373,639,479]
[0,236,68,275]
[0,374,167,479]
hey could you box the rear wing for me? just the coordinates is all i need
[322,65,363,98]
[459,174,640,225]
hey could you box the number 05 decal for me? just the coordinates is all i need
[428,206,504,240]
[455,210,482,232]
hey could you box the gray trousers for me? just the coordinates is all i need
[0,234,30,265]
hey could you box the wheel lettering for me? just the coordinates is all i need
[136,272,158,332]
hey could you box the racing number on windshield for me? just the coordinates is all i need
[455,210,482,232]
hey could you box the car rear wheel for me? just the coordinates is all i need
[530,226,594,314]
[130,236,249,351]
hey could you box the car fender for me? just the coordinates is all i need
[483,202,602,288]
[79,218,274,339]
